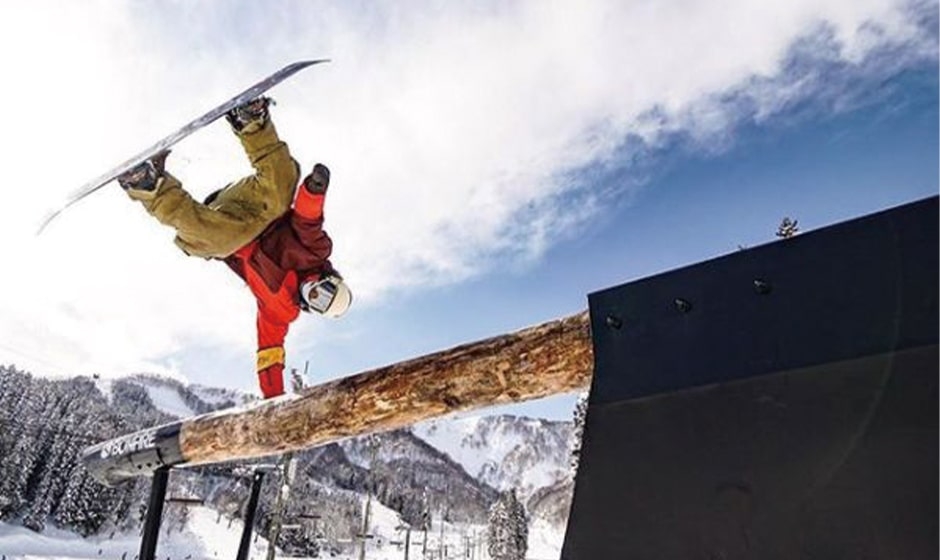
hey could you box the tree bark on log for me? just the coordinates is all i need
[82,310,594,484]
[180,310,593,465]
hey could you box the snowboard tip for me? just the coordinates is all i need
[296,58,331,67]
[36,209,61,236]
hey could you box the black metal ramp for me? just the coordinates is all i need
[562,196,938,559]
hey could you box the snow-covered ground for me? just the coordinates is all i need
[0,506,272,560]
[527,519,566,560]
[0,500,564,559]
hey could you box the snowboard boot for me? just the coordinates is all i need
[225,96,272,132]
[118,150,171,192]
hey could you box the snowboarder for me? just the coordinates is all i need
[118,97,351,399]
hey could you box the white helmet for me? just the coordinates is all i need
[300,274,352,318]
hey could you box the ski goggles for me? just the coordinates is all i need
[300,275,341,314]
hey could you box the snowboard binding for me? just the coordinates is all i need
[117,150,171,192]
[226,97,273,132]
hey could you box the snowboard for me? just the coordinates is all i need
[38,59,328,234]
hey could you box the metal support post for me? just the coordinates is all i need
[237,470,267,560]
[139,467,170,560]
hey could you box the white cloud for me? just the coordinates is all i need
[0,0,933,380]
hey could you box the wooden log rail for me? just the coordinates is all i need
[82,311,594,485]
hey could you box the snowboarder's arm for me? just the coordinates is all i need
[288,177,331,252]
[294,181,326,221]
[256,310,290,399]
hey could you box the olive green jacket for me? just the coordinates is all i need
[127,120,301,258]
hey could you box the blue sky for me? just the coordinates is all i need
[0,1,936,422]
[297,63,939,420]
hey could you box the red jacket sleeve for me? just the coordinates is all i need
[290,187,330,249]
[252,268,300,400]
[256,307,290,399]
[248,185,330,400]
[293,184,325,220]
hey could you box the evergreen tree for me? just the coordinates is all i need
[570,391,589,474]
[0,369,47,522]
[51,380,131,535]
[487,489,528,560]
[23,380,81,531]
[776,217,799,239]
[0,368,143,534]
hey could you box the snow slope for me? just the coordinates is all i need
[413,414,573,500]
[0,506,270,560]
[140,383,196,418]
[0,500,508,560]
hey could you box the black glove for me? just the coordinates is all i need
[304,163,330,194]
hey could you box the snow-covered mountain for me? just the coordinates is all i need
[413,414,574,501]
[0,366,576,558]
[104,373,244,416]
